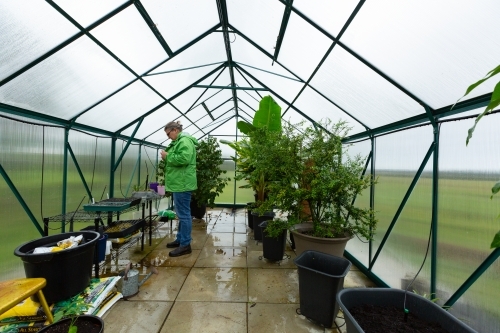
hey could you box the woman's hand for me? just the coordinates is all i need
[160,150,167,160]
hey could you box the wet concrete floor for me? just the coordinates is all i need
[100,205,376,333]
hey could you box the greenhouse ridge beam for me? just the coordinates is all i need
[0,0,134,88]
[193,85,268,91]
[217,0,239,117]
[186,68,227,113]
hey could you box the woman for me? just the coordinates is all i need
[160,121,198,257]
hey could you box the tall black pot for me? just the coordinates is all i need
[251,211,275,241]
[259,221,287,261]
[190,197,207,219]
[246,202,256,230]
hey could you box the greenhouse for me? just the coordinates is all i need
[1,0,499,332]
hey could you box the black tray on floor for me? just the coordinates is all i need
[104,219,145,238]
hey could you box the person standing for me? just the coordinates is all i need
[160,121,198,257]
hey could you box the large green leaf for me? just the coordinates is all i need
[466,81,500,145]
[252,95,282,132]
[237,120,255,135]
[490,230,500,248]
[491,180,500,198]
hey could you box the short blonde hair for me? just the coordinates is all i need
[164,120,182,132]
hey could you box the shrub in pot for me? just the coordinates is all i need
[191,136,230,218]
[260,218,293,261]
[259,120,377,257]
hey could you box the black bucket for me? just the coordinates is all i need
[260,221,287,261]
[251,211,275,241]
[14,231,100,304]
[246,202,256,229]
[294,250,351,328]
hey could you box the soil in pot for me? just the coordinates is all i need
[350,304,448,333]
[39,316,103,333]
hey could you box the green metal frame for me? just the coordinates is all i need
[0,163,44,236]
[67,143,93,200]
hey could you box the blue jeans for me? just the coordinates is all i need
[173,191,192,247]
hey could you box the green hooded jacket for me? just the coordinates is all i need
[164,132,198,192]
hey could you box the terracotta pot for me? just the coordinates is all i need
[290,223,352,257]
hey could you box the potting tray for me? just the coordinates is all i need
[103,219,145,238]
[83,198,141,212]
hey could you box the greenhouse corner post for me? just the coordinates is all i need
[431,123,440,297]
[109,137,117,198]
[61,128,69,232]
[369,135,376,264]
[233,114,238,206]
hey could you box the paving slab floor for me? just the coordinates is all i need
[100,206,376,333]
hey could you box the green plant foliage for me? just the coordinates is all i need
[221,95,283,203]
[258,120,377,240]
[52,297,90,333]
[156,158,165,186]
[193,136,230,208]
[263,218,294,239]
[455,64,500,248]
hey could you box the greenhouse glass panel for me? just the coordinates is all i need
[372,127,434,289]
[231,36,299,81]
[0,120,63,280]
[186,104,209,123]
[371,176,433,292]
[54,0,127,27]
[278,12,332,81]
[214,158,236,205]
[210,103,234,120]
[436,117,500,333]
[0,36,134,120]
[0,1,78,81]
[197,68,231,89]
[91,5,169,75]
[233,70,265,94]
[240,65,304,104]
[113,142,139,197]
[150,33,227,74]
[169,88,206,114]
[145,64,221,101]
[294,0,359,38]
[311,47,423,129]
[77,81,164,132]
[342,0,500,109]
[122,103,182,141]
[292,87,365,133]
[345,139,372,267]
[226,0,283,55]
[141,0,220,52]
[199,89,233,111]
[203,114,234,134]
[66,132,111,214]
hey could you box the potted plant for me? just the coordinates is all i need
[221,95,282,238]
[191,136,230,218]
[38,298,104,333]
[259,119,377,257]
[337,288,477,333]
[259,218,294,261]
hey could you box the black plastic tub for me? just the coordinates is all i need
[337,288,478,333]
[260,221,287,261]
[294,250,351,328]
[246,202,256,229]
[14,231,100,304]
[251,211,275,241]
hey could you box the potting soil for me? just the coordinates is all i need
[350,304,448,333]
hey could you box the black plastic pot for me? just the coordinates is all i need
[259,221,287,261]
[246,202,256,229]
[14,231,100,304]
[293,250,351,328]
[38,315,104,332]
[251,211,275,241]
[337,288,478,333]
[190,197,206,219]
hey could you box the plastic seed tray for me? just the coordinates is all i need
[83,198,141,212]
[103,219,145,238]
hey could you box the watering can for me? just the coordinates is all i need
[117,262,158,299]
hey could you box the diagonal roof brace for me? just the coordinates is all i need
[134,0,173,56]
[273,0,294,64]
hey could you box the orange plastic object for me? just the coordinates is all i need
[0,278,54,323]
